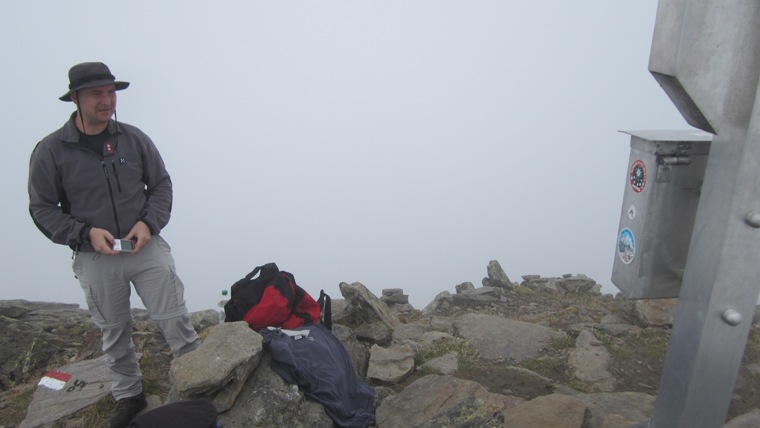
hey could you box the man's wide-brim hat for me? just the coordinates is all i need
[59,62,129,102]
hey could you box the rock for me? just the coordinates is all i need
[744,362,760,376]
[216,353,333,427]
[416,331,455,349]
[451,288,504,306]
[632,299,678,327]
[482,260,514,290]
[168,321,263,412]
[353,321,392,346]
[366,344,415,384]
[559,276,602,294]
[329,298,348,321]
[372,386,395,410]
[426,285,507,312]
[460,285,503,299]
[429,315,454,333]
[573,391,655,428]
[485,259,512,288]
[522,277,558,292]
[338,282,400,329]
[502,393,587,428]
[376,374,524,427]
[20,356,111,428]
[452,313,558,362]
[422,291,453,315]
[569,322,637,337]
[421,352,458,375]
[0,300,94,389]
[4,268,759,428]
[331,324,370,378]
[387,302,417,318]
[455,282,475,293]
[500,366,555,398]
[188,309,222,331]
[391,322,427,347]
[520,274,603,295]
[568,330,616,392]
[601,314,626,324]
[725,408,760,428]
[380,288,409,305]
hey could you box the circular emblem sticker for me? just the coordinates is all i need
[630,160,647,193]
[617,228,636,264]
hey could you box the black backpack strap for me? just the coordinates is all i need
[247,262,279,279]
[226,263,281,322]
[318,289,332,330]
[231,264,267,294]
[244,265,263,280]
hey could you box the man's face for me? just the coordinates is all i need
[73,84,117,126]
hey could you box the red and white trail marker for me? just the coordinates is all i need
[38,370,72,390]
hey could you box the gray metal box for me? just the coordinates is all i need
[612,130,712,299]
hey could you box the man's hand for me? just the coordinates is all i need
[89,227,119,255]
[124,221,152,255]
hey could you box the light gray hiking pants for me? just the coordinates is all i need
[73,235,200,400]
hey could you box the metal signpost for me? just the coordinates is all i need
[612,1,760,427]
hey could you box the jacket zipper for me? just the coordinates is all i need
[101,160,122,237]
[111,159,123,193]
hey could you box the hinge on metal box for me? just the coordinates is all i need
[655,155,692,182]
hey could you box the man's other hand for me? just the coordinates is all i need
[124,221,151,255]
[89,227,118,255]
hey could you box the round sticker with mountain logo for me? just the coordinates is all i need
[617,228,636,264]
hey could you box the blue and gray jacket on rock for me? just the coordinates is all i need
[261,324,376,428]
[28,113,172,252]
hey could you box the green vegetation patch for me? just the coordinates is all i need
[0,383,35,426]
[520,356,563,378]
[548,334,576,350]
[415,337,480,375]
[606,327,668,362]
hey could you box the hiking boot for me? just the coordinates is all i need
[109,392,147,428]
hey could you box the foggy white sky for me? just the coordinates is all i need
[2,1,691,312]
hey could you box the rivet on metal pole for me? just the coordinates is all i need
[721,309,742,326]
[745,211,760,228]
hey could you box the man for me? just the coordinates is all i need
[28,62,200,428]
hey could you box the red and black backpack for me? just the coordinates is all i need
[223,263,331,331]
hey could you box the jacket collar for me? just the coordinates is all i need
[61,112,119,143]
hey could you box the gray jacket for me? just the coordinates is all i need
[29,113,173,252]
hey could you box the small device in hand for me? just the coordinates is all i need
[113,239,134,252]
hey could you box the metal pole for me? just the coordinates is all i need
[645,1,760,426]
[651,86,760,428]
